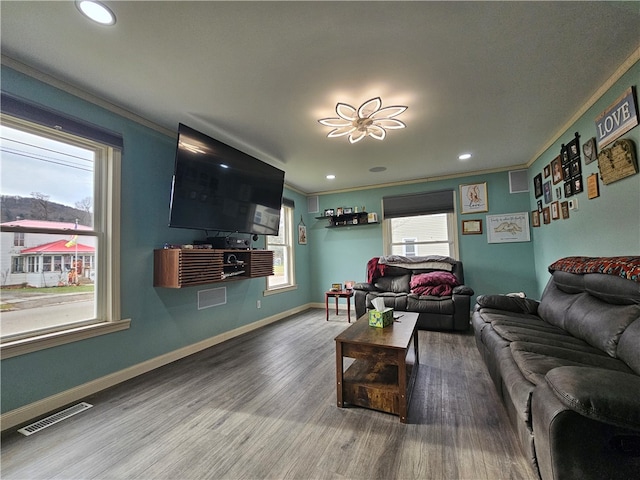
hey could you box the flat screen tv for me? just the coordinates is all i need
[169,124,285,236]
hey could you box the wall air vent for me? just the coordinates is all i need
[198,287,227,310]
[509,169,529,194]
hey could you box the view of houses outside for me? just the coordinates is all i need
[1,123,96,340]
[390,213,452,257]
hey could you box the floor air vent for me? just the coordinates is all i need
[18,402,93,436]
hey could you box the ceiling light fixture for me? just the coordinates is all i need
[458,153,472,160]
[319,97,407,144]
[326,174,336,180]
[76,0,116,26]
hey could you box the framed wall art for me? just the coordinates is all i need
[460,182,488,214]
[587,173,600,199]
[462,219,483,235]
[298,217,307,245]
[551,155,563,184]
[532,210,540,227]
[583,137,598,164]
[543,181,552,203]
[551,201,560,220]
[533,173,543,198]
[486,212,530,243]
[561,201,570,219]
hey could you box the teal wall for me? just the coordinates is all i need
[2,59,638,416]
[0,66,312,413]
[528,61,640,297]
[309,171,537,302]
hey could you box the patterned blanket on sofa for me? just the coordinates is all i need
[548,256,640,282]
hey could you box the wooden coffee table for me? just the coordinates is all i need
[335,312,419,423]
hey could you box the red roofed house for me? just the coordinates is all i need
[0,220,95,288]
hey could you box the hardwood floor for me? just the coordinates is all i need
[1,309,537,480]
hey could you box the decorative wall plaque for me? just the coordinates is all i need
[595,87,638,149]
[597,139,638,185]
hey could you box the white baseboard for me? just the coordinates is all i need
[1,304,312,432]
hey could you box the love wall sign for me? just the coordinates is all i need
[595,86,638,149]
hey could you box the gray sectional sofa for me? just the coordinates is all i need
[472,256,640,480]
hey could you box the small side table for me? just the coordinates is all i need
[325,290,354,322]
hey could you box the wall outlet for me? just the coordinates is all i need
[257,300,261,309]
[568,199,579,211]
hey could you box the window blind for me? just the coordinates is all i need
[382,189,454,219]
[1,92,124,149]
[282,197,295,208]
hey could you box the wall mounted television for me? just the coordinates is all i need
[168,123,285,236]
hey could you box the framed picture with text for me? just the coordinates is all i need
[462,219,483,235]
[460,182,488,214]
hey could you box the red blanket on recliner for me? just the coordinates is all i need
[366,257,388,283]
[410,271,459,296]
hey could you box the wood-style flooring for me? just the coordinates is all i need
[1,309,537,480]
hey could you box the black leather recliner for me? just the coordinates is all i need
[353,256,474,331]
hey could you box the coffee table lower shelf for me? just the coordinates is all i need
[341,360,416,418]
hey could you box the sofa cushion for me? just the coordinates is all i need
[492,325,601,353]
[537,278,582,330]
[618,319,640,375]
[406,294,454,314]
[476,294,539,315]
[510,341,632,386]
[545,367,640,430]
[583,272,640,305]
[497,346,535,425]
[365,292,408,311]
[563,294,640,357]
[374,274,411,293]
[491,317,567,334]
[550,270,585,294]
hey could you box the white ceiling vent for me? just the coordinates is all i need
[198,287,227,310]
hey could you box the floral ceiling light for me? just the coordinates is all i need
[318,97,407,144]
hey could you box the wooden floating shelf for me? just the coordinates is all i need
[154,249,274,288]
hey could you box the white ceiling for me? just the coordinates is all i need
[2,1,639,194]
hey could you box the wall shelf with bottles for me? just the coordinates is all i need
[315,211,379,229]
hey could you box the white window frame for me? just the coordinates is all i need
[0,115,129,359]
[265,204,296,294]
[383,212,459,259]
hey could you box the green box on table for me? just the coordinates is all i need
[368,308,394,328]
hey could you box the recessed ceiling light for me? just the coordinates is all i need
[326,174,336,180]
[76,0,116,26]
[458,153,472,160]
[369,166,387,173]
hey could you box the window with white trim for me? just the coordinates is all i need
[266,203,295,290]
[383,190,458,259]
[0,108,126,357]
[388,214,456,257]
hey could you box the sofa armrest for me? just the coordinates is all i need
[453,285,474,296]
[545,366,640,430]
[353,282,378,292]
[475,294,539,315]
